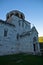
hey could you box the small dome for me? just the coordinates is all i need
[6,10,25,20]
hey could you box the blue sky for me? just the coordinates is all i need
[0,0,43,36]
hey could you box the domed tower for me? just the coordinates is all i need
[6,10,25,22]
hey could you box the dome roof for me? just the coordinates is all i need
[6,10,25,20]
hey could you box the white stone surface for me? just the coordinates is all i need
[0,10,40,55]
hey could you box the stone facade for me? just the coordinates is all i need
[0,10,40,55]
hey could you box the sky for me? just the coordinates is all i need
[0,0,43,36]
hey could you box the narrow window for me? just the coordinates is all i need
[7,16,9,19]
[22,22,24,27]
[10,13,14,17]
[4,29,8,37]
[17,33,19,40]
[18,20,20,26]
[21,14,23,19]
[19,21,20,26]
[33,44,36,51]
[15,13,19,17]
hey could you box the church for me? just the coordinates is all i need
[0,10,40,55]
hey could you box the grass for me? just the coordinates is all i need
[0,53,43,65]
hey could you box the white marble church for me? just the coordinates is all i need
[0,10,40,55]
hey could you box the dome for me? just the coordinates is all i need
[6,10,25,20]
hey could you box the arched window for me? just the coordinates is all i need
[7,16,9,19]
[17,33,19,40]
[33,44,36,51]
[10,13,14,17]
[15,13,19,17]
[4,28,8,37]
[21,14,23,19]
